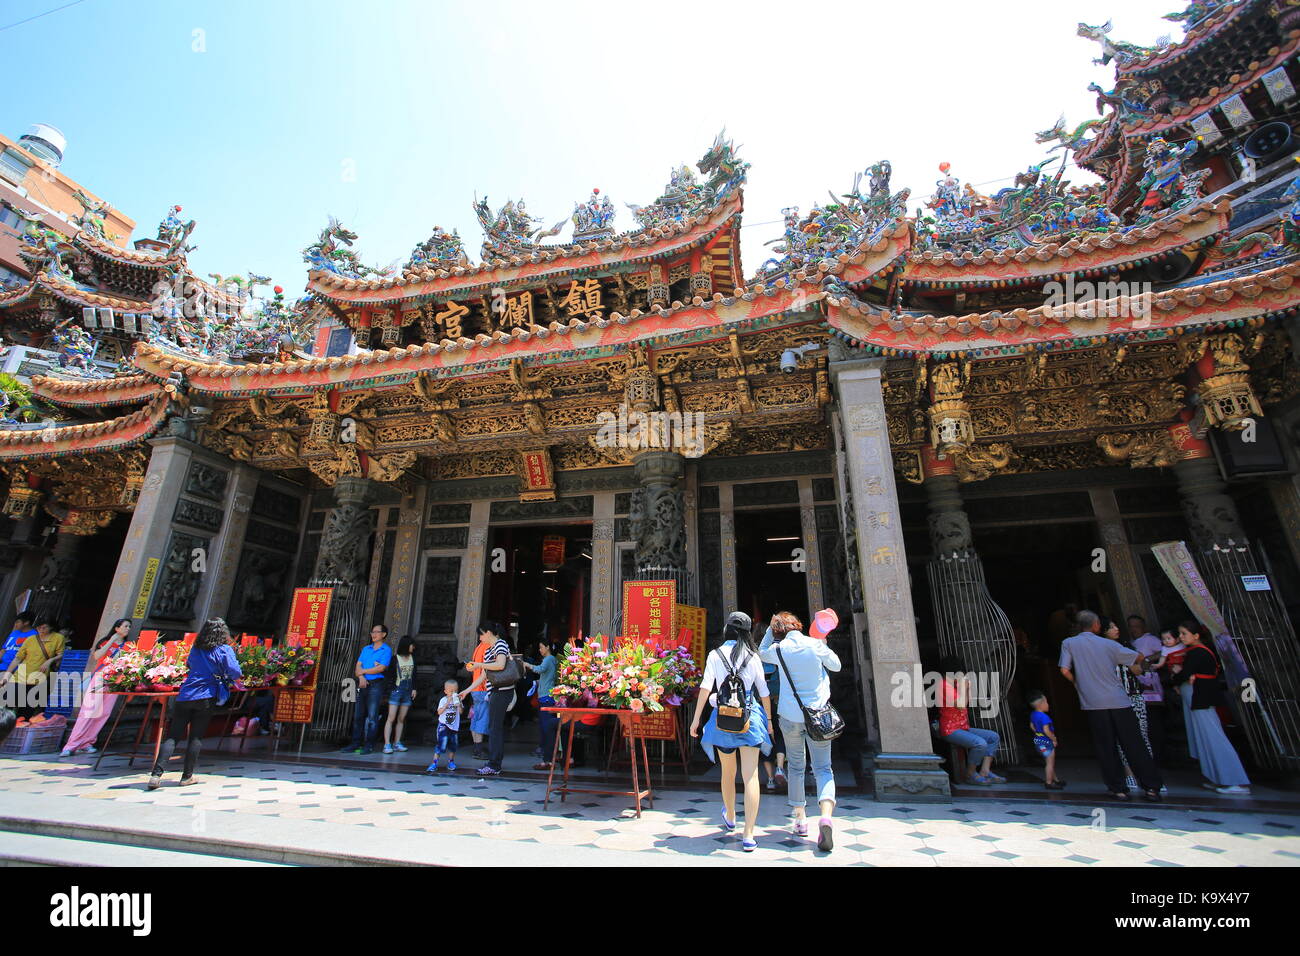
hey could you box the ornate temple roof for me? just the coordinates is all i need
[0,387,171,460]
[827,256,1300,355]
[29,373,160,407]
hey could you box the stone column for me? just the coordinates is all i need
[683,460,700,604]
[311,475,378,600]
[1088,487,1153,623]
[453,500,491,659]
[29,527,83,625]
[797,478,824,614]
[719,484,738,613]
[832,357,950,801]
[590,492,615,635]
[1173,455,1248,547]
[97,437,197,638]
[385,485,426,637]
[629,450,687,574]
[198,464,259,624]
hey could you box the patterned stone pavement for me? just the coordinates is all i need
[0,754,1297,866]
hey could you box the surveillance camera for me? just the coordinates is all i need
[780,341,821,373]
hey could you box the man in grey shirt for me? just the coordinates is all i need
[1059,609,1163,801]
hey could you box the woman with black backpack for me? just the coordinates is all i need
[689,611,772,852]
[1171,621,1250,795]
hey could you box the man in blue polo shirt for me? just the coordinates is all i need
[342,624,392,756]
[0,615,35,674]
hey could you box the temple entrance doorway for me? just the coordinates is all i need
[733,508,810,632]
[63,513,129,648]
[483,523,593,653]
[977,520,1108,755]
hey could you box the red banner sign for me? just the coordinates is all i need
[541,534,566,569]
[621,580,677,653]
[273,587,334,724]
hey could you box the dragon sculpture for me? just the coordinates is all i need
[697,129,749,203]
[472,196,566,258]
[1077,21,1170,66]
[1163,0,1224,31]
[69,189,112,240]
[302,217,380,278]
[206,273,271,298]
[1034,116,1106,154]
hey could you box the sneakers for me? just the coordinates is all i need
[338,745,360,754]
[382,743,394,754]
[1045,780,1067,790]
[741,838,758,852]
[81,745,97,754]
[146,774,162,791]
[774,768,787,788]
[447,760,456,772]
[1216,785,1250,795]
[793,818,809,837]
[425,761,438,774]
[59,749,74,758]
[178,776,200,787]
[477,766,501,776]
[394,742,407,752]
[817,818,834,853]
[720,808,736,832]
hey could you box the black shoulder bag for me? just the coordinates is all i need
[775,645,844,741]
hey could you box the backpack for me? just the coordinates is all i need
[713,642,752,734]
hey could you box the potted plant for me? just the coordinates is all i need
[234,644,271,690]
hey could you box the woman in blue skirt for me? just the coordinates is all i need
[689,611,773,851]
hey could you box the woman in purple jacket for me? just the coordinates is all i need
[148,619,241,790]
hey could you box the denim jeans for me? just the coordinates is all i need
[349,678,387,749]
[941,726,1000,768]
[780,716,836,810]
[538,695,559,758]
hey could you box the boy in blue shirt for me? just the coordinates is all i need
[1029,691,1066,790]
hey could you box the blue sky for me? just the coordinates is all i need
[2,0,1181,295]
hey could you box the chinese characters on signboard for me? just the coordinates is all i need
[273,587,335,724]
[425,278,611,342]
[621,580,677,654]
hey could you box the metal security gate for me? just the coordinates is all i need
[306,579,367,742]
[1198,542,1300,773]
[927,549,1021,765]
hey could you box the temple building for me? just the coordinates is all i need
[1,1,1299,798]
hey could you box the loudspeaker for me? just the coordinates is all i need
[1145,251,1195,283]
[1210,416,1288,477]
[1242,122,1294,165]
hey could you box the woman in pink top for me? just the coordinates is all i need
[60,619,131,757]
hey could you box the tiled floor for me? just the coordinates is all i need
[1,753,1297,866]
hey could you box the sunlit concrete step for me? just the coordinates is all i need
[0,830,287,867]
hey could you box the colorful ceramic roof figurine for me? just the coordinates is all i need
[571,188,616,242]
[1132,136,1210,225]
[1076,20,1170,67]
[302,217,385,278]
[472,196,566,259]
[407,225,468,270]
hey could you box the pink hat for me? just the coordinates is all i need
[809,608,839,641]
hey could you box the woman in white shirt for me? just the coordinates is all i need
[689,611,772,852]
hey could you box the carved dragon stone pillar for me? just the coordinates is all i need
[629,450,687,576]
[312,476,378,601]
